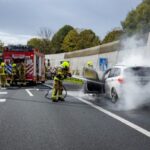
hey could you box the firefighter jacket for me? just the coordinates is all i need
[12,63,17,75]
[54,66,71,81]
[0,62,6,75]
[5,63,12,75]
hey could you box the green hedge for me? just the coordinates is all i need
[64,77,84,85]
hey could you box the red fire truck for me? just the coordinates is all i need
[3,45,45,84]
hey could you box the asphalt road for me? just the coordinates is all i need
[0,82,150,150]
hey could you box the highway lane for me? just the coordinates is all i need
[78,93,150,132]
[0,84,149,150]
[47,81,150,131]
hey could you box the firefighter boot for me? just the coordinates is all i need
[51,88,58,102]
[51,95,58,102]
[58,95,65,101]
[58,89,65,101]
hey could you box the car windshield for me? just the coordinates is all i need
[125,67,150,77]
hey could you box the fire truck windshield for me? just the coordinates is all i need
[6,45,33,51]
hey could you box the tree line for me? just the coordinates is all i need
[0,0,149,53]
[27,25,101,54]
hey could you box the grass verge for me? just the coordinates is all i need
[64,77,84,85]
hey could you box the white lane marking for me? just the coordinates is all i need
[0,92,8,94]
[25,89,33,96]
[74,97,150,138]
[25,89,39,97]
[0,99,6,102]
[0,88,6,90]
[44,83,150,138]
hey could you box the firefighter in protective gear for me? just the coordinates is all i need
[82,61,98,80]
[11,63,17,85]
[19,62,26,84]
[51,61,71,102]
[0,62,6,87]
[5,61,12,85]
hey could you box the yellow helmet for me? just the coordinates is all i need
[1,62,5,67]
[87,61,93,66]
[61,61,70,68]
[12,63,16,67]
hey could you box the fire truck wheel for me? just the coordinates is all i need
[29,81,36,86]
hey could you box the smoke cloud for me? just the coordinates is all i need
[73,34,150,110]
[116,34,150,110]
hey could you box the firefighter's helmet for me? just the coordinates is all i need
[87,61,93,67]
[12,63,16,67]
[1,62,5,67]
[61,61,70,69]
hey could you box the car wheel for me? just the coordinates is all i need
[111,88,118,103]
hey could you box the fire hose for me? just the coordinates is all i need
[45,85,67,100]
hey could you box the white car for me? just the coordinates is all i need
[103,65,150,103]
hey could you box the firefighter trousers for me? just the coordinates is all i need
[1,75,6,87]
[10,74,17,85]
[51,79,63,101]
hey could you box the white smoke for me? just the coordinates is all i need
[73,34,150,110]
[116,34,150,110]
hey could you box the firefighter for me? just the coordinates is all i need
[45,64,49,80]
[19,62,26,84]
[51,61,71,102]
[11,63,17,85]
[0,62,6,87]
[82,61,95,79]
[45,59,51,80]
[5,61,12,85]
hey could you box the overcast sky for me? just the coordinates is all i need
[0,0,142,45]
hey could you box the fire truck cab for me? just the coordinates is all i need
[3,45,45,84]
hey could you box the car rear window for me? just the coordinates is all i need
[125,67,150,77]
[108,68,121,78]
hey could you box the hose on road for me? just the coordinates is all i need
[45,85,67,100]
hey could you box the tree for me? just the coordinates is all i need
[27,38,43,49]
[0,40,4,50]
[61,29,101,52]
[38,27,52,54]
[61,29,79,52]
[27,28,52,54]
[121,0,150,35]
[50,25,74,53]
[27,38,45,53]
[102,29,124,44]
[38,27,52,40]
[77,29,100,49]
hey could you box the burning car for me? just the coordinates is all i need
[83,65,150,103]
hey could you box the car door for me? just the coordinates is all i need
[105,68,118,97]
[102,69,111,93]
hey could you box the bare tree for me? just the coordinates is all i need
[37,27,52,54]
[38,27,52,40]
